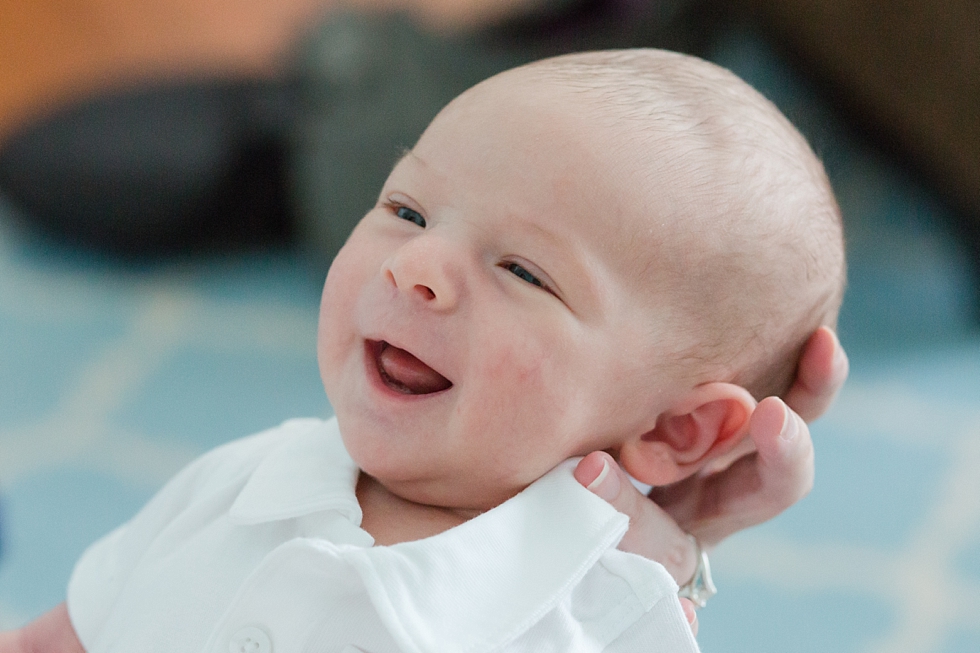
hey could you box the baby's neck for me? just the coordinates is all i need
[355,472,483,546]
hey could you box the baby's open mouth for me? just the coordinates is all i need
[370,340,453,395]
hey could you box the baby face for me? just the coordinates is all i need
[318,75,690,510]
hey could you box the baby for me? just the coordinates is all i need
[4,49,844,652]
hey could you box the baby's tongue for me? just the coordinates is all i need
[378,343,452,394]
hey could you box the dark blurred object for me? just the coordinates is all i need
[0,79,297,255]
[0,0,713,260]
[0,1,711,260]
[734,0,980,244]
[1,0,976,261]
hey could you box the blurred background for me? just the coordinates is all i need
[0,0,978,651]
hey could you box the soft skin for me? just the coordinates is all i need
[0,320,848,653]
[0,50,852,650]
[318,73,758,513]
[578,325,848,633]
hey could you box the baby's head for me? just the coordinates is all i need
[318,49,845,511]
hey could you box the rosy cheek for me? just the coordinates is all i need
[323,253,358,308]
[318,247,372,373]
[477,336,557,427]
[483,335,548,385]
[323,234,381,322]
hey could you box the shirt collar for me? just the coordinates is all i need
[227,417,630,653]
[349,460,630,653]
[228,417,362,526]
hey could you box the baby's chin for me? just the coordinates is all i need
[375,469,526,512]
[356,454,533,515]
[337,417,558,512]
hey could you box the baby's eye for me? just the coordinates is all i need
[504,262,544,288]
[396,206,426,228]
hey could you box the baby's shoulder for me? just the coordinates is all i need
[159,417,335,505]
[208,417,328,461]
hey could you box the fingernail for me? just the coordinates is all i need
[779,402,799,442]
[586,458,621,502]
[833,335,848,373]
[681,598,697,626]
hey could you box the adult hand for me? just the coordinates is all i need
[574,327,848,598]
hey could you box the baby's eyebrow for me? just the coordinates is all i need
[396,149,424,168]
[385,150,430,181]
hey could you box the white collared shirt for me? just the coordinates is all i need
[67,418,700,653]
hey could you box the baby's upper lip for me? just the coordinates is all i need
[367,338,453,395]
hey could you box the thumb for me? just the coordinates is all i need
[574,451,626,505]
[680,598,699,636]
[574,452,696,584]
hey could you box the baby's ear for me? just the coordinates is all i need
[620,382,757,486]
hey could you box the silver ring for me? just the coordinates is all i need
[677,535,717,608]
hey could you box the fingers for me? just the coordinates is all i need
[575,450,622,503]
[748,397,815,509]
[575,452,697,585]
[569,329,842,624]
[784,326,849,423]
[652,397,815,547]
[576,455,702,636]
[679,598,699,636]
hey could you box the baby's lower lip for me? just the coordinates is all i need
[367,340,453,395]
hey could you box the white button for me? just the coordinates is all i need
[229,626,273,653]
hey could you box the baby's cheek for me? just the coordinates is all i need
[480,338,569,434]
[482,335,550,389]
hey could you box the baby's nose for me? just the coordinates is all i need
[383,235,462,310]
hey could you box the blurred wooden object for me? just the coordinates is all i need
[739,0,980,223]
[0,0,556,144]
[0,0,331,142]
